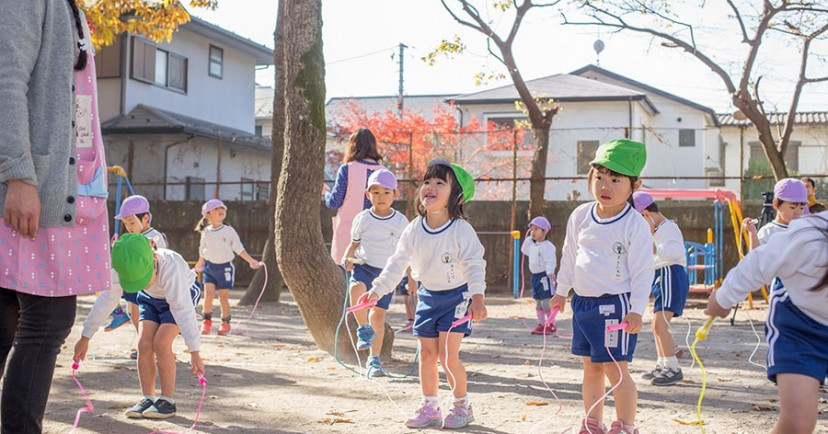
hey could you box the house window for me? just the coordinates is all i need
[577,140,600,175]
[209,45,223,79]
[131,36,187,93]
[679,129,696,147]
[95,36,121,78]
[749,141,800,172]
[241,178,256,201]
[186,176,205,201]
[255,125,263,137]
[256,182,270,201]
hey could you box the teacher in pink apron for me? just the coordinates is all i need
[325,129,386,265]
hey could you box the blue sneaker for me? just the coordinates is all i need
[105,310,131,332]
[356,325,375,350]
[365,356,385,378]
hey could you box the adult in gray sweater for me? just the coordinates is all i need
[0,0,88,432]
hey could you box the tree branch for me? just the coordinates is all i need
[736,1,783,95]
[438,0,492,38]
[806,76,828,83]
[726,0,751,43]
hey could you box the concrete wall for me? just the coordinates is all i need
[118,200,762,293]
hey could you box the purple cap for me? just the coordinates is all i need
[632,192,655,213]
[367,169,398,190]
[774,178,808,203]
[528,216,551,232]
[201,199,227,216]
[115,195,151,221]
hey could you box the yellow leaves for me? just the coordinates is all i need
[307,356,322,362]
[421,36,466,66]
[492,1,512,12]
[80,0,218,49]
[317,417,353,425]
[526,401,548,406]
[473,71,506,87]
[673,418,702,426]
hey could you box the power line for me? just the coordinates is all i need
[326,47,396,66]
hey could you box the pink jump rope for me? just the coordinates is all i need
[230,261,267,335]
[147,373,208,434]
[69,362,94,434]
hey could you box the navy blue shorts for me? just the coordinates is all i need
[771,277,784,293]
[123,291,138,304]
[398,276,411,296]
[571,293,637,363]
[350,264,394,310]
[414,284,472,338]
[203,261,235,289]
[652,265,689,317]
[765,288,828,385]
[530,272,555,300]
[137,281,203,325]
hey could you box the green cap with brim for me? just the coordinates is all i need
[589,138,647,177]
[428,158,475,203]
[111,233,154,293]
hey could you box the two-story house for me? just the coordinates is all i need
[97,17,273,201]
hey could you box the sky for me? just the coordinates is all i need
[189,0,827,113]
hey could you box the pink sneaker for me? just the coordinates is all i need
[400,320,414,332]
[405,403,442,428]
[579,418,607,434]
[608,421,638,434]
[545,322,558,334]
[443,400,474,429]
[531,324,545,335]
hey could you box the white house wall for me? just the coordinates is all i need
[123,30,257,133]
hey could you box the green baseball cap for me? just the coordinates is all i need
[589,139,647,177]
[428,158,475,203]
[111,233,154,293]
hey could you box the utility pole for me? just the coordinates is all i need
[397,43,407,119]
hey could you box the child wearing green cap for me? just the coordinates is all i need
[74,233,205,419]
[551,139,654,434]
[360,158,487,429]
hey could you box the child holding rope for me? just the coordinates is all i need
[552,139,654,434]
[706,212,827,434]
[105,195,169,337]
[74,234,204,419]
[521,216,558,335]
[342,169,411,377]
[360,158,487,429]
[632,192,689,387]
[194,199,261,335]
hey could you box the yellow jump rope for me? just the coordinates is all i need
[688,316,716,433]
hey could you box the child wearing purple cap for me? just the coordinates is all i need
[194,200,261,335]
[632,192,689,387]
[521,216,558,335]
[104,195,169,336]
[342,169,412,377]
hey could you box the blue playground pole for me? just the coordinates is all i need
[512,230,520,299]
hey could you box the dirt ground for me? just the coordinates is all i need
[41,291,827,434]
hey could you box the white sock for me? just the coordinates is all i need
[143,395,154,401]
[657,357,666,368]
[423,395,439,408]
[664,356,679,370]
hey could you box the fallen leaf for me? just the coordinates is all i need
[681,379,696,384]
[767,398,778,403]
[751,406,775,412]
[326,411,346,416]
[107,404,130,410]
[526,401,548,406]
[672,419,702,426]
[521,414,527,421]
[307,356,322,362]
[715,378,731,382]
[317,417,353,425]
[523,360,531,366]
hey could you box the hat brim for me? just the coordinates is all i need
[589,157,638,177]
[202,205,227,216]
[120,268,153,293]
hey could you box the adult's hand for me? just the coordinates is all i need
[4,180,40,238]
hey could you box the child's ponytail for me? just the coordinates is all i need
[66,0,88,71]
[194,216,209,233]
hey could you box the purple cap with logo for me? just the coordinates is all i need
[632,192,655,213]
[774,178,808,203]
[528,216,551,232]
[115,195,151,221]
[201,199,227,216]
[367,169,398,190]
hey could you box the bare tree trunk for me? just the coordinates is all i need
[240,1,286,306]
[528,126,550,218]
[733,97,789,180]
[275,0,392,361]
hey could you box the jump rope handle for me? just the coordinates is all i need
[544,306,561,326]
[606,322,629,331]
[695,317,715,341]
[346,299,376,313]
[72,361,80,371]
[197,373,207,386]
[451,314,471,327]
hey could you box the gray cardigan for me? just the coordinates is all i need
[0,0,78,227]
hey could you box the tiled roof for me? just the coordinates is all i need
[718,111,828,126]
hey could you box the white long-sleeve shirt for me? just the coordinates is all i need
[370,217,486,297]
[199,224,245,264]
[143,249,201,351]
[521,237,557,275]
[716,213,828,326]
[757,220,788,245]
[557,202,655,316]
[143,227,168,249]
[351,208,409,268]
[653,219,687,269]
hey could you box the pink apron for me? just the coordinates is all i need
[330,161,381,263]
